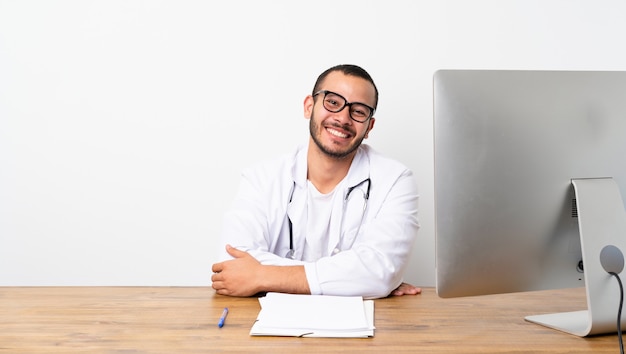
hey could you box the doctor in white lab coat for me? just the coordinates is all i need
[211,64,420,299]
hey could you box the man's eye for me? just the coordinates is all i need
[352,109,366,117]
[326,99,341,107]
[351,105,371,118]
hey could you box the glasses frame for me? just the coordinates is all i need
[313,90,376,123]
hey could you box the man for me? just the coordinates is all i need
[211,64,420,299]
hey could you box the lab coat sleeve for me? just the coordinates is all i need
[305,168,420,299]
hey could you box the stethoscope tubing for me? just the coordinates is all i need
[286,178,370,259]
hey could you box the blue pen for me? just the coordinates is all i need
[218,307,229,328]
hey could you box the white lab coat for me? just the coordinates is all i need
[219,144,420,299]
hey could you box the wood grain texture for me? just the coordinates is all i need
[0,287,621,353]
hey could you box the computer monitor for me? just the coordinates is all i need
[433,69,626,336]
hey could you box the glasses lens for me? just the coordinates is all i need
[318,91,373,123]
[322,92,346,113]
[349,104,372,122]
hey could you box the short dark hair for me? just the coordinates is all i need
[312,64,379,109]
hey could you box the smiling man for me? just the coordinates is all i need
[211,64,421,299]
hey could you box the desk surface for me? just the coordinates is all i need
[0,286,621,353]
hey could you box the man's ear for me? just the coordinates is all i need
[303,95,314,119]
[364,117,375,138]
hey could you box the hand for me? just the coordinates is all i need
[390,282,422,296]
[211,245,264,297]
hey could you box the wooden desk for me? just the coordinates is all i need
[0,287,621,353]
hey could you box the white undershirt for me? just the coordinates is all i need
[301,180,336,262]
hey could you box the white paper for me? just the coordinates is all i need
[250,292,375,338]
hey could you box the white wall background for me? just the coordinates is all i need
[2,0,626,286]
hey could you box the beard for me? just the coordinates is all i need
[309,108,366,159]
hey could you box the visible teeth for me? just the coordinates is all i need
[328,128,348,138]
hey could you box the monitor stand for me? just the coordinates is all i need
[525,178,626,336]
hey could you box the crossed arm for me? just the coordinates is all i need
[211,245,421,297]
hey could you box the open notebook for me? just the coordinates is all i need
[249,292,375,338]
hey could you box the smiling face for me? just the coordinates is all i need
[304,71,376,160]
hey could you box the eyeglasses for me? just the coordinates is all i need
[313,90,375,123]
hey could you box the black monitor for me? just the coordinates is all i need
[433,69,626,336]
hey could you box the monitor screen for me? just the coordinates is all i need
[433,70,626,336]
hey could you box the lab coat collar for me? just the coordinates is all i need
[289,144,371,190]
[343,146,371,192]
[291,144,309,189]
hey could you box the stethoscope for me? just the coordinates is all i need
[285,178,371,259]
